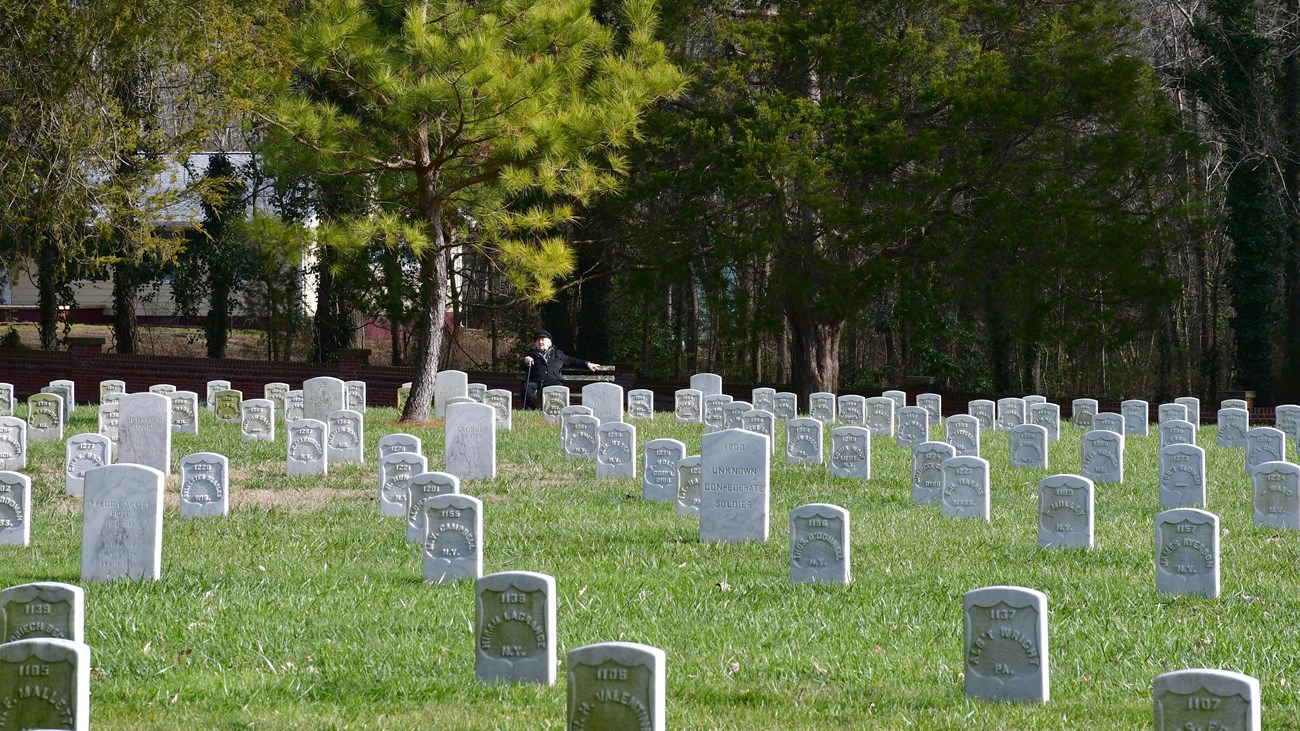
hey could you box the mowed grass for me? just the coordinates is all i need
[6,404,1300,729]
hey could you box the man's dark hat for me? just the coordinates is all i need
[534,330,551,339]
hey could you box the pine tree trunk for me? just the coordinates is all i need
[786,306,842,405]
[112,259,137,355]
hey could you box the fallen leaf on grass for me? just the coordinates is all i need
[716,581,731,592]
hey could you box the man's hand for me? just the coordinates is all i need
[587,362,601,371]
[524,356,534,367]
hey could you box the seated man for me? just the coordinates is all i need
[520,330,602,409]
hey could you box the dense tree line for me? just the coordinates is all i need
[5,0,1300,418]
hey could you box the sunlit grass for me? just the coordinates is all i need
[5,404,1296,729]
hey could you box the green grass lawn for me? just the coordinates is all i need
[4,404,1299,729]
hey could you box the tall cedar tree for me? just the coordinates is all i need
[265,0,684,422]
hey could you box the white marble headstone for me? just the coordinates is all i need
[1037,474,1094,549]
[808,392,835,423]
[1217,407,1248,448]
[346,380,366,412]
[912,442,955,505]
[789,503,850,584]
[379,452,428,518]
[0,416,26,470]
[475,570,556,685]
[702,393,732,433]
[945,414,981,458]
[627,389,654,420]
[785,417,823,466]
[566,642,666,731]
[26,393,62,442]
[240,398,276,442]
[690,372,722,397]
[941,456,990,520]
[1159,443,1206,508]
[674,388,702,424]
[422,493,483,583]
[1174,396,1201,427]
[169,391,200,435]
[596,422,636,479]
[741,409,776,454]
[179,452,229,518]
[772,392,798,422]
[64,433,111,497]
[700,428,770,543]
[484,388,513,431]
[1153,669,1259,731]
[963,586,1049,703]
[1028,402,1060,442]
[1244,426,1284,473]
[830,426,871,479]
[1071,398,1097,429]
[864,396,895,437]
[286,418,328,476]
[433,370,469,418]
[206,380,231,410]
[1251,460,1300,529]
[542,385,570,424]
[837,395,866,427]
[0,581,84,642]
[1121,399,1149,437]
[676,455,701,517]
[303,377,346,423]
[968,399,996,431]
[996,397,1026,430]
[0,471,31,547]
[378,433,422,459]
[446,401,496,480]
[1155,507,1219,597]
[895,406,929,447]
[1080,430,1124,484]
[1009,424,1048,470]
[326,410,364,463]
[1159,419,1196,449]
[118,392,171,474]
[405,471,459,542]
[213,389,243,423]
[917,393,942,426]
[642,438,686,502]
[81,463,164,581]
[0,637,91,730]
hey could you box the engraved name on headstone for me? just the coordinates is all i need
[542,385,570,424]
[1028,402,1060,442]
[772,392,798,422]
[865,396,895,437]
[1121,399,1149,437]
[674,388,703,424]
[1080,430,1124,484]
[1245,426,1284,473]
[968,399,996,431]
[324,410,364,464]
[1071,398,1098,430]
[560,407,594,453]
[917,393,942,426]
[996,398,1026,430]
[627,389,654,420]
[346,380,367,412]
[895,406,929,447]
[26,393,62,442]
[303,376,346,423]
[741,409,776,454]
[1217,407,1249,448]
[945,414,981,458]
[0,417,26,471]
[169,391,200,436]
[583,382,624,426]
[702,393,732,434]
[64,434,110,497]
[1009,424,1048,470]
[118,392,171,474]
[241,398,276,442]
[286,418,328,476]
[264,382,289,419]
[1159,419,1196,449]
[721,400,752,431]
[434,370,469,419]
[213,389,242,423]
[206,380,231,411]
[751,387,776,414]
[0,638,90,730]
[484,389,513,431]
[0,581,84,643]
[808,392,835,423]
[837,394,866,427]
